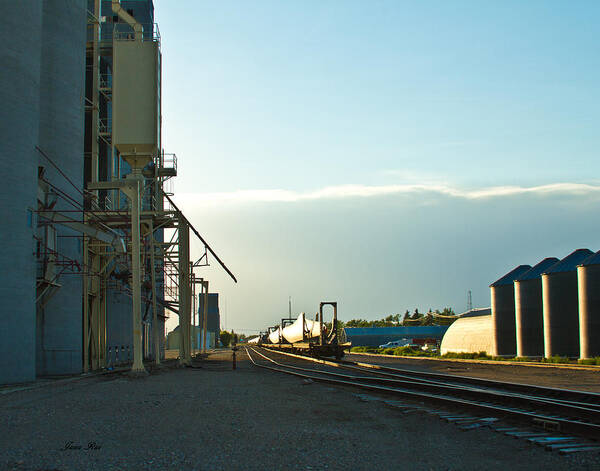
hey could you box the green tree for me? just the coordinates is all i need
[220,330,232,347]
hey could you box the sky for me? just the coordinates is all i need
[153,1,600,334]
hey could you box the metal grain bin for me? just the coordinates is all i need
[490,265,531,356]
[577,251,600,359]
[0,1,43,384]
[514,258,559,357]
[542,249,593,358]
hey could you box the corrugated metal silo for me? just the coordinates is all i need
[514,257,559,357]
[36,0,88,376]
[0,1,43,384]
[577,251,600,359]
[490,265,531,356]
[542,249,593,358]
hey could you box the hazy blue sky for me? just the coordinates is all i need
[154,1,600,333]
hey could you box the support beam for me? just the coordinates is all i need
[42,210,126,254]
[178,216,191,365]
[202,280,209,353]
[149,220,160,365]
[97,175,147,374]
[90,251,101,370]
[191,272,196,354]
[82,236,90,372]
[125,176,144,373]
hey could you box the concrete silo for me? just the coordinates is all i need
[490,265,531,356]
[578,251,600,359]
[542,249,593,358]
[514,257,559,357]
[36,0,87,376]
[0,1,44,384]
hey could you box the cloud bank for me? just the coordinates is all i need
[171,179,600,335]
[176,182,600,206]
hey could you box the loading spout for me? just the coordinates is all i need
[111,0,143,41]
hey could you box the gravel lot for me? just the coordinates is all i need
[1,350,599,470]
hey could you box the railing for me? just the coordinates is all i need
[112,22,160,43]
[161,152,177,174]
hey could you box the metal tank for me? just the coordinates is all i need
[36,0,88,375]
[0,1,43,384]
[514,257,559,357]
[577,251,600,359]
[542,249,593,358]
[490,265,531,356]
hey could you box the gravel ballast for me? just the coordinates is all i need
[1,350,599,470]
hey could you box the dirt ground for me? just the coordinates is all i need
[1,350,599,470]
[347,352,600,392]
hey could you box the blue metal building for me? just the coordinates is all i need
[343,326,449,347]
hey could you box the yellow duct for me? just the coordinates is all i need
[111,0,143,41]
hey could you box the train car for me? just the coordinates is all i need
[258,302,350,359]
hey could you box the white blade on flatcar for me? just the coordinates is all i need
[281,312,321,343]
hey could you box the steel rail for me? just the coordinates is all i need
[254,348,600,420]
[248,347,600,440]
[264,346,600,407]
[337,356,600,406]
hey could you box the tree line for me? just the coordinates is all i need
[343,308,457,327]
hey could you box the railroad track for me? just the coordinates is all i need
[246,346,600,442]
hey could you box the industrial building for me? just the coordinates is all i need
[0,1,235,385]
[167,293,221,350]
[442,249,599,359]
[440,309,492,355]
[343,326,449,347]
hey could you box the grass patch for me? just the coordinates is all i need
[542,355,571,364]
[349,345,434,356]
[349,348,585,365]
[350,346,380,353]
[392,346,430,356]
[578,357,600,365]
[441,351,490,360]
[511,356,532,362]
